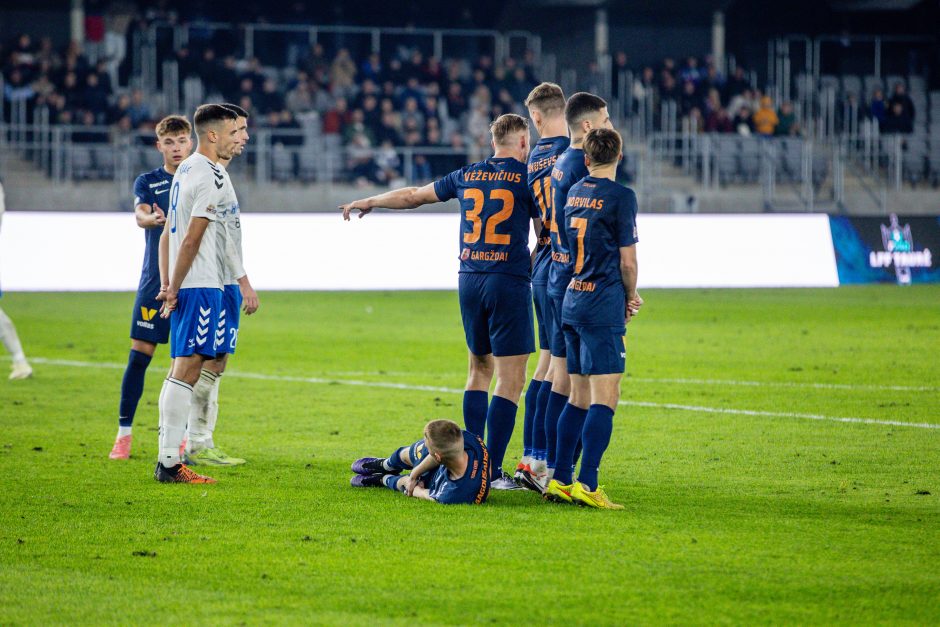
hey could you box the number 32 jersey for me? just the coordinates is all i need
[434,157,539,279]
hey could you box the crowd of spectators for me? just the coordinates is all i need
[1,27,924,184]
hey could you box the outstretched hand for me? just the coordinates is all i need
[340,199,373,221]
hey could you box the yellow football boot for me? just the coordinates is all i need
[570,482,623,510]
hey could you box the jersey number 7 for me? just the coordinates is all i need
[463,188,515,245]
[570,217,588,273]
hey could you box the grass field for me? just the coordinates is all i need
[1,287,939,625]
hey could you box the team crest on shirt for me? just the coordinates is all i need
[205,205,216,214]
[460,248,471,261]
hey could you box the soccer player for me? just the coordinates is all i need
[183,103,259,466]
[0,178,32,381]
[514,83,570,491]
[340,113,541,490]
[350,419,490,505]
[154,103,240,484]
[109,115,193,459]
[542,93,613,485]
[544,128,642,509]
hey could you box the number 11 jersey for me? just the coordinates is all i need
[434,157,539,279]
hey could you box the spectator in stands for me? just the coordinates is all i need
[343,108,375,146]
[705,105,733,133]
[725,66,749,100]
[322,96,349,135]
[286,75,312,113]
[888,82,915,126]
[72,110,106,143]
[733,105,754,136]
[258,78,285,114]
[272,110,302,146]
[679,80,702,116]
[727,88,752,122]
[775,101,799,136]
[82,72,109,121]
[330,48,357,95]
[374,140,401,182]
[127,89,151,127]
[869,88,887,126]
[753,96,779,136]
[881,101,913,134]
[680,56,701,85]
[360,52,382,83]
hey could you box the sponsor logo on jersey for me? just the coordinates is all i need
[461,248,471,261]
[869,213,933,285]
[204,205,217,214]
[140,307,158,321]
[148,181,169,188]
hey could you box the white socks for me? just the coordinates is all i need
[117,426,132,438]
[0,306,26,363]
[187,369,221,451]
[158,378,193,466]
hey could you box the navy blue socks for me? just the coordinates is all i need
[577,404,615,491]
[531,379,552,460]
[521,379,543,457]
[551,403,588,485]
[485,395,518,477]
[118,349,152,427]
[543,391,568,469]
[463,390,488,438]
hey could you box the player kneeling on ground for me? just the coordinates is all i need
[350,419,490,505]
[543,127,642,510]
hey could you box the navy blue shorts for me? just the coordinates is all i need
[130,287,170,345]
[215,284,243,355]
[546,293,567,358]
[532,282,551,351]
[169,287,223,359]
[458,272,535,357]
[563,324,627,375]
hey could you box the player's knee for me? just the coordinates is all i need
[131,339,157,357]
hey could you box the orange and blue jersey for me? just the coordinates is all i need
[561,176,639,327]
[412,431,491,505]
[434,157,539,279]
[528,136,570,285]
[547,147,589,298]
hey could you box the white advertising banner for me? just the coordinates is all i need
[0,212,839,291]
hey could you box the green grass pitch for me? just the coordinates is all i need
[1,287,938,624]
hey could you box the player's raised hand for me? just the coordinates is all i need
[151,203,166,226]
[340,199,373,221]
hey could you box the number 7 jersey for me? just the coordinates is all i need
[434,157,539,279]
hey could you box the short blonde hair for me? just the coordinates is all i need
[524,82,566,116]
[424,419,464,459]
[155,115,191,138]
[489,113,529,146]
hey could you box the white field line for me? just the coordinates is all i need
[23,357,940,431]
[331,371,939,393]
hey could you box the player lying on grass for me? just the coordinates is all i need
[350,419,491,505]
[340,114,542,491]
[544,127,642,510]
[110,115,193,459]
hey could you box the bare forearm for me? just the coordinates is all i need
[409,454,440,479]
[169,239,199,291]
[135,207,153,228]
[365,187,424,210]
[158,229,169,287]
[620,262,638,299]
[409,486,435,501]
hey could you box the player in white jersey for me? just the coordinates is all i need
[183,103,260,466]
[0,179,32,380]
[153,103,239,484]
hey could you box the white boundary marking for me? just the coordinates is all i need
[24,357,940,431]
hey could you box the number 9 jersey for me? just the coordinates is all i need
[433,157,540,279]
